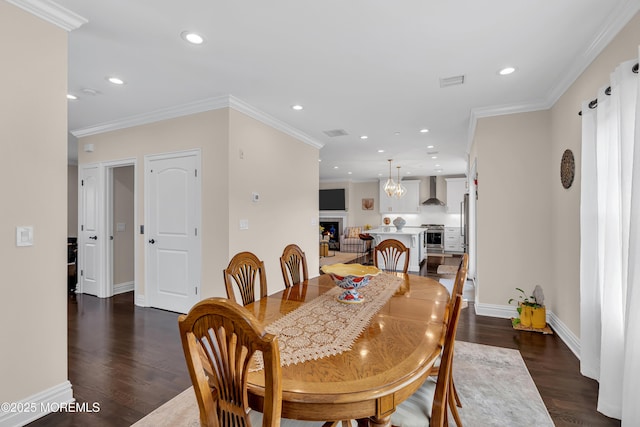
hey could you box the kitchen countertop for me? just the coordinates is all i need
[367,227,424,235]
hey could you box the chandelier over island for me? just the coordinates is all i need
[383,159,406,199]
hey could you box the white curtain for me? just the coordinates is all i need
[580,48,640,424]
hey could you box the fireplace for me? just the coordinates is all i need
[319,217,343,250]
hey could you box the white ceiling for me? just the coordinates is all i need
[53,0,638,180]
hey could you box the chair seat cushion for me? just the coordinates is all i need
[390,377,436,427]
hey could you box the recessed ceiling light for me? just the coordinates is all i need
[435,169,443,173]
[427,145,435,149]
[333,166,339,169]
[435,164,441,167]
[107,76,124,85]
[394,132,400,136]
[291,104,303,111]
[406,171,412,175]
[378,149,385,153]
[318,159,322,162]
[66,94,77,100]
[360,135,368,140]
[499,66,516,76]
[181,31,204,45]
[420,129,429,133]
[81,88,99,96]
[431,156,438,159]
[348,171,352,175]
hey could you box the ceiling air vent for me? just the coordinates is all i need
[323,129,349,138]
[439,75,465,88]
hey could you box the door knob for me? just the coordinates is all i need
[148,239,155,244]
[89,236,97,240]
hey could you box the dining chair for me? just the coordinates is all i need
[390,294,464,427]
[426,253,468,425]
[178,297,327,427]
[224,251,268,306]
[280,244,309,288]
[373,238,410,273]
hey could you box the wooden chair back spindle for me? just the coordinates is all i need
[373,238,410,273]
[279,244,308,288]
[224,252,268,306]
[178,298,282,427]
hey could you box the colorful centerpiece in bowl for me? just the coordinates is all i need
[321,263,381,304]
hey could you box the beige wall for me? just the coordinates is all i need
[470,12,640,339]
[0,2,68,402]
[548,12,640,335]
[348,181,381,227]
[473,111,553,306]
[78,107,319,299]
[227,109,319,291]
[79,109,230,298]
[68,165,78,236]
[113,166,135,285]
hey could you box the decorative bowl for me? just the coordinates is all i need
[321,263,381,303]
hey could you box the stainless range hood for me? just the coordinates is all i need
[422,176,445,206]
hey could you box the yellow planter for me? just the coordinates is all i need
[519,305,546,329]
[531,306,546,329]
[519,304,532,328]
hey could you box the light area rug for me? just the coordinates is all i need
[452,341,554,426]
[131,342,553,427]
[436,264,459,275]
[319,251,359,267]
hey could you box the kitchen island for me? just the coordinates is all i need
[366,227,425,272]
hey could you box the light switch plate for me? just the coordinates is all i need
[239,219,249,230]
[16,226,34,247]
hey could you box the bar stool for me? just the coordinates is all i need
[358,233,374,265]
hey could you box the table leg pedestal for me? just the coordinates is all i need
[368,415,391,427]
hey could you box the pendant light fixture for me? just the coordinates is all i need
[395,166,406,198]
[384,159,397,197]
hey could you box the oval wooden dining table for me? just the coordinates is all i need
[244,272,449,426]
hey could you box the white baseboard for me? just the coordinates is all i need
[475,303,581,361]
[548,310,580,359]
[113,281,134,295]
[0,381,73,427]
[474,302,517,319]
[135,294,147,307]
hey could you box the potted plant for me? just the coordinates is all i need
[508,286,546,329]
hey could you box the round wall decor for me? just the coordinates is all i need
[560,149,575,189]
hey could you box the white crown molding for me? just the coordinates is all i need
[0,380,73,427]
[70,94,324,150]
[6,0,87,31]
[70,96,230,137]
[466,0,640,154]
[545,0,640,106]
[228,95,324,149]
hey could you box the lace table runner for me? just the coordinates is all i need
[254,273,404,370]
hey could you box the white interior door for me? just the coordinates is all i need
[79,164,102,296]
[146,150,201,313]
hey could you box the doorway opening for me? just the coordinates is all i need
[106,164,136,298]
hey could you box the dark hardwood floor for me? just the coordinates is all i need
[29,259,619,426]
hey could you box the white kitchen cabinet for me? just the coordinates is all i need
[379,180,420,213]
[444,226,464,253]
[445,177,466,214]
